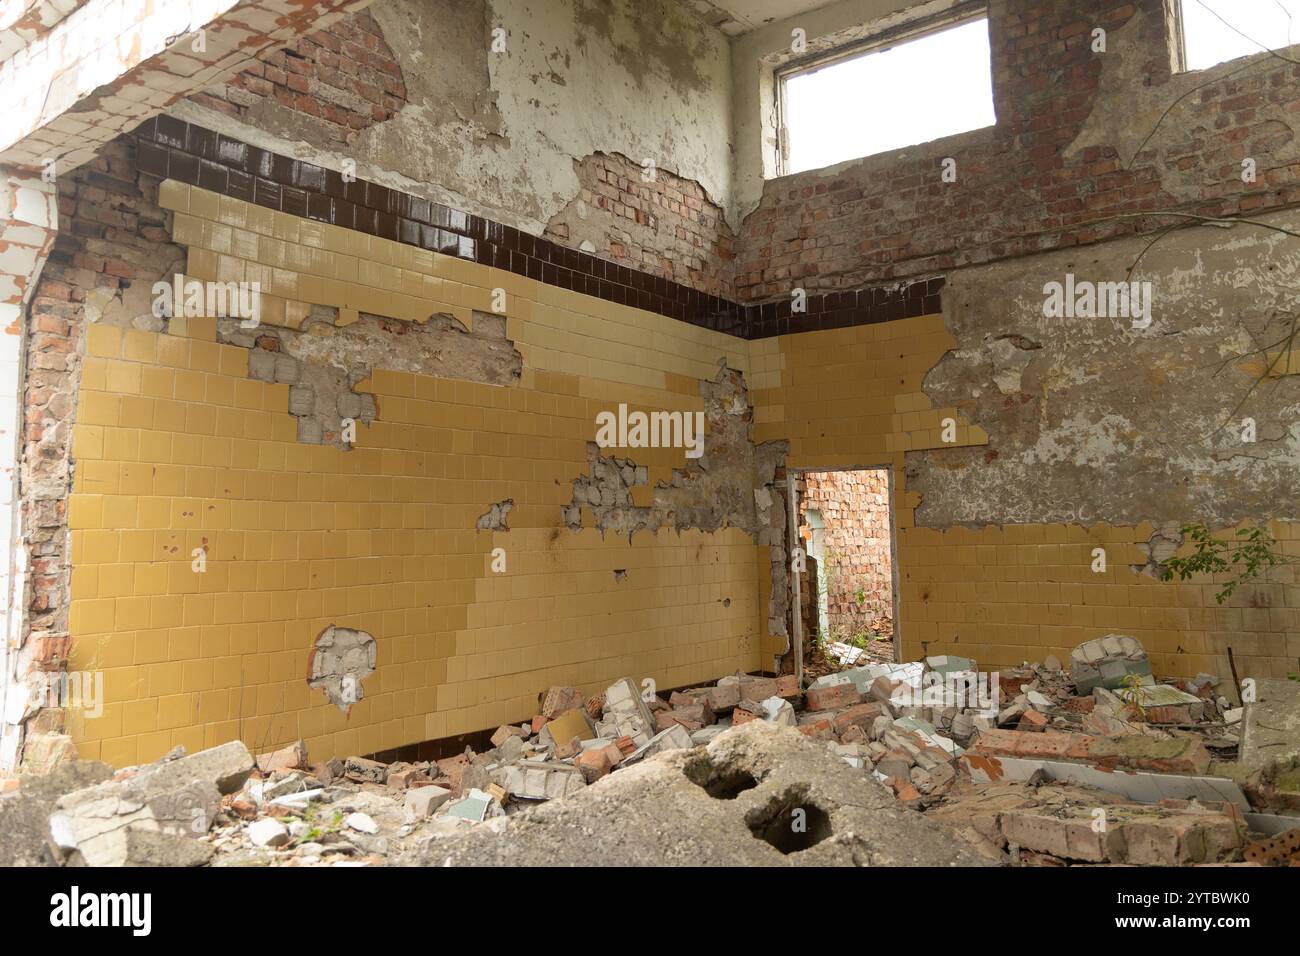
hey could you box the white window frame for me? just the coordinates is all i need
[773,3,992,177]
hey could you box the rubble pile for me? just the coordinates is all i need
[1,631,1296,867]
[797,633,1298,866]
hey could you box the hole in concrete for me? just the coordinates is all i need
[684,755,759,799]
[746,789,833,854]
[308,625,376,712]
[613,569,627,582]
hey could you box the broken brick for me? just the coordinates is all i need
[1017,710,1049,732]
[806,683,862,711]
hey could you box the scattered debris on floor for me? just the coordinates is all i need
[1,633,1296,867]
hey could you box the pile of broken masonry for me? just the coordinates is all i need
[2,633,1297,867]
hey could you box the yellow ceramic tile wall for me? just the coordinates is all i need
[754,322,1300,680]
[74,183,1292,765]
[898,521,1300,682]
[67,187,763,768]
[750,317,987,662]
[158,181,750,390]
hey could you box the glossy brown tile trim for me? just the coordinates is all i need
[133,117,943,339]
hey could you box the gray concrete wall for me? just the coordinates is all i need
[915,206,1300,530]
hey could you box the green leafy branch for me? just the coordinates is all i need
[1160,522,1300,604]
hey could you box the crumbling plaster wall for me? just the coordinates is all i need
[172,0,733,266]
[563,367,775,538]
[913,207,1300,530]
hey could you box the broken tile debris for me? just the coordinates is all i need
[5,639,1297,867]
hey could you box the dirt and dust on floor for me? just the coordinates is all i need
[1,634,1297,867]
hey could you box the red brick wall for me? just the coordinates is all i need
[188,9,407,145]
[545,152,736,299]
[800,469,893,639]
[734,0,1300,301]
[23,139,183,659]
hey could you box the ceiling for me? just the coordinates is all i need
[684,0,842,36]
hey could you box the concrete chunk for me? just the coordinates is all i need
[1070,634,1152,694]
[248,818,290,848]
[47,741,254,866]
[604,677,657,746]
[405,785,452,819]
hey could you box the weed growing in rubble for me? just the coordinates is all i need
[290,806,345,847]
[1118,673,1147,721]
[1160,522,1299,603]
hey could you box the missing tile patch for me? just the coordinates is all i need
[476,499,514,531]
[218,307,522,449]
[309,625,377,712]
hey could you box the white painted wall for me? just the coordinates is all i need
[177,0,735,237]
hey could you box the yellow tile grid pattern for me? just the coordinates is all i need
[66,188,763,768]
[750,317,986,662]
[157,180,750,391]
[897,522,1300,681]
[754,320,1300,680]
[76,183,1295,763]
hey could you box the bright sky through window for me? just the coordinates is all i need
[782,18,995,176]
[1182,0,1300,71]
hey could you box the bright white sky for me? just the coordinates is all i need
[782,4,1300,176]
[783,18,995,175]
[1182,0,1300,70]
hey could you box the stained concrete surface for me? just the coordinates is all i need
[420,721,993,866]
[0,761,114,866]
[916,206,1300,529]
[1241,677,1300,774]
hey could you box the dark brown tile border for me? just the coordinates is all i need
[133,117,942,340]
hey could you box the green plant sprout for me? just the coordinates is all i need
[1117,672,1147,721]
[1160,522,1300,604]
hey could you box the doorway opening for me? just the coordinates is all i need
[794,468,898,679]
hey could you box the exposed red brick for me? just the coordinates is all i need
[543,152,735,298]
[733,0,1300,302]
[193,9,406,147]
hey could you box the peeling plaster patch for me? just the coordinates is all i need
[174,0,731,240]
[562,444,651,535]
[561,365,765,538]
[1067,7,1300,200]
[1027,412,1139,470]
[913,208,1300,529]
[573,0,712,97]
[989,334,1042,394]
[476,498,514,531]
[309,626,376,712]
[218,307,521,449]
[1131,522,1184,580]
